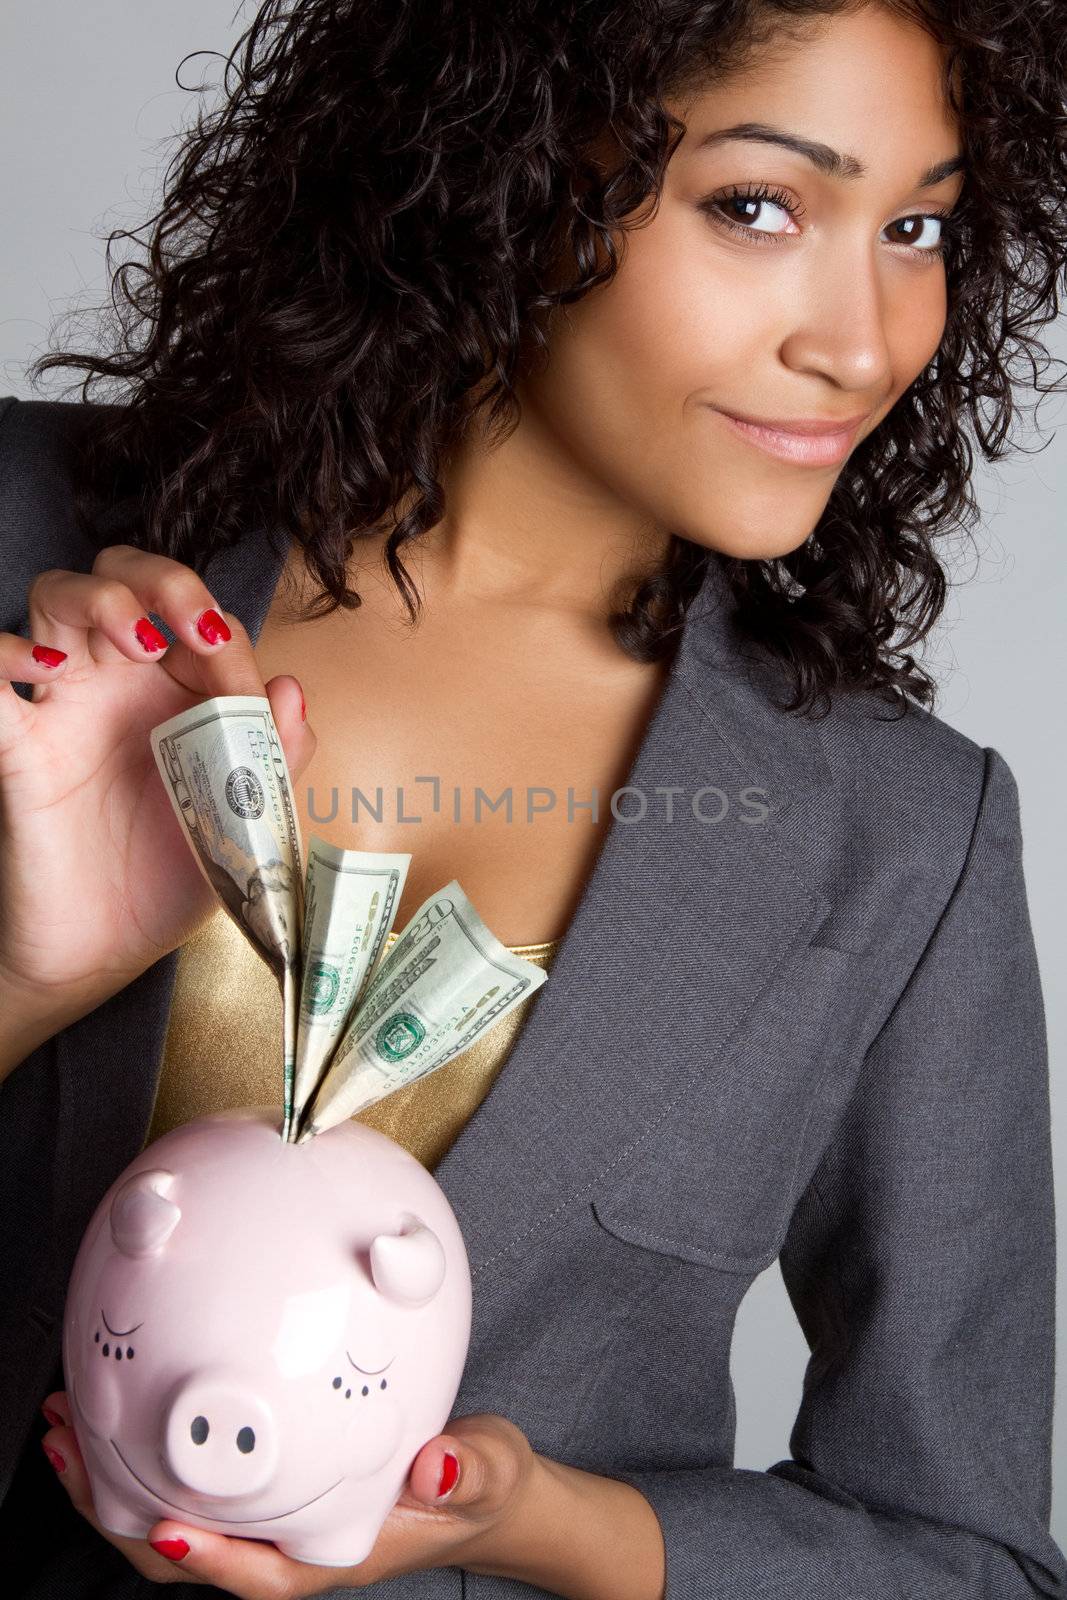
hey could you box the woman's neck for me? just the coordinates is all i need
[420,396,673,619]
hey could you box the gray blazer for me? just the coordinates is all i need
[0,395,1063,1600]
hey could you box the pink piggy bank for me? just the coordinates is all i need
[61,1105,473,1566]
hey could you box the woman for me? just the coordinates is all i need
[0,0,1065,1595]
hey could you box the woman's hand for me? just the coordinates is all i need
[40,1390,540,1596]
[0,543,316,1068]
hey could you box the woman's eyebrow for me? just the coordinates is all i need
[694,121,966,188]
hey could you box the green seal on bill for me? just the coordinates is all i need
[376,1011,426,1062]
[306,961,341,1015]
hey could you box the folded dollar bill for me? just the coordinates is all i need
[150,695,548,1142]
[295,878,551,1142]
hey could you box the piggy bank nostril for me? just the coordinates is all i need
[191,1416,209,1445]
[237,1427,256,1454]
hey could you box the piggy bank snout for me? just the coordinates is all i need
[163,1371,280,1499]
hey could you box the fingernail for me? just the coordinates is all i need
[31,644,67,668]
[149,1538,190,1562]
[41,1442,66,1475]
[437,1451,459,1499]
[299,690,307,722]
[41,1405,63,1427]
[195,608,231,645]
[134,617,169,654]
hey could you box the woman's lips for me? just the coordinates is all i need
[713,408,862,466]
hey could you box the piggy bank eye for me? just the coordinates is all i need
[96,1313,143,1361]
[332,1358,392,1401]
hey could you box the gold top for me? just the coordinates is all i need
[145,907,561,1169]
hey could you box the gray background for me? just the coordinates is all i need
[3,1,1064,1539]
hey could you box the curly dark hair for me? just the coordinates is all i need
[28,0,1067,718]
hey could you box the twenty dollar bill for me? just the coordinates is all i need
[150,696,305,1138]
[151,695,551,1144]
[295,880,548,1141]
[294,836,412,1120]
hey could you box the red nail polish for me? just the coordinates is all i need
[31,644,67,668]
[42,1442,66,1474]
[196,609,232,645]
[149,1537,190,1562]
[437,1451,459,1498]
[41,1406,63,1427]
[134,617,169,654]
[299,690,307,722]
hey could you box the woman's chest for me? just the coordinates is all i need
[252,578,671,945]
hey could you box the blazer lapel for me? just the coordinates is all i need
[432,556,836,1278]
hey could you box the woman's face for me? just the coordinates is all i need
[521,0,965,562]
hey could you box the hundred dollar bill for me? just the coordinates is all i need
[294,880,548,1141]
[293,836,412,1125]
[150,695,305,1140]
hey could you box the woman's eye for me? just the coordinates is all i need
[700,185,954,260]
[701,185,798,241]
[885,213,948,254]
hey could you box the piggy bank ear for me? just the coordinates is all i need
[369,1217,446,1307]
[109,1169,181,1258]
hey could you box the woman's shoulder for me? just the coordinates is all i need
[0,394,123,631]
[0,391,114,484]
[720,611,1006,867]
[820,674,1020,890]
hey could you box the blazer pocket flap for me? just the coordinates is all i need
[589,1192,783,1275]
[588,942,866,1276]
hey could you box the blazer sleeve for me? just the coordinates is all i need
[608,745,1067,1599]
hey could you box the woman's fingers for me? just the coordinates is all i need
[39,1404,95,1528]
[265,674,316,784]
[27,569,166,672]
[0,632,72,755]
[7,544,312,780]
[23,544,279,706]
[24,545,236,675]
[0,632,70,688]
[88,543,279,701]
[88,544,236,665]
[41,1390,71,1428]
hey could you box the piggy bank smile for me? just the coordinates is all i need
[110,1434,346,1525]
[67,1367,348,1523]
[73,1331,399,1516]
